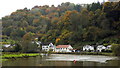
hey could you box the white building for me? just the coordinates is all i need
[55,45,73,52]
[3,44,11,48]
[48,43,56,51]
[106,45,112,50]
[36,41,41,45]
[97,45,106,52]
[83,45,94,51]
[32,41,41,45]
[42,43,55,52]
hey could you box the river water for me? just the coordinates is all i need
[2,54,120,66]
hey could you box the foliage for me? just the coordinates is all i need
[2,2,120,51]
[13,43,22,52]
[111,44,120,56]
[2,53,40,60]
[21,33,38,53]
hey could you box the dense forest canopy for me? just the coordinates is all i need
[2,2,120,48]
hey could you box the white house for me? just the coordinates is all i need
[42,45,49,51]
[55,45,73,52]
[3,44,11,48]
[3,44,16,48]
[83,45,94,51]
[48,43,56,51]
[31,41,41,45]
[97,45,106,52]
[106,45,112,50]
[2,44,16,52]
[36,41,41,45]
[42,43,55,52]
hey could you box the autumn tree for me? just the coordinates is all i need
[21,32,37,53]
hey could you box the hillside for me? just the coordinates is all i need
[2,2,120,47]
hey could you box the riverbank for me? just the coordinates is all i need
[51,52,113,56]
[2,52,41,61]
[1,52,113,62]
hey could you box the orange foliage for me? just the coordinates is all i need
[56,38,60,43]
[33,19,40,23]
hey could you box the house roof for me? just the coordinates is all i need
[56,45,71,48]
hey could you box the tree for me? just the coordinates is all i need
[1,2,120,49]
[3,26,13,36]
[13,42,22,52]
[103,2,120,21]
[111,44,120,56]
[26,26,36,33]
[21,32,33,53]
[41,29,60,43]
[87,2,102,11]
[55,30,73,45]
[10,28,26,40]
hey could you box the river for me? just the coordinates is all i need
[2,54,120,66]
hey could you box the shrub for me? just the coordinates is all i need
[111,44,120,56]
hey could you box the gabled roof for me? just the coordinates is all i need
[56,45,71,48]
[49,43,54,47]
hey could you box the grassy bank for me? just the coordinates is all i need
[51,52,113,56]
[2,52,41,61]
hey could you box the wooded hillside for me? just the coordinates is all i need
[2,2,120,48]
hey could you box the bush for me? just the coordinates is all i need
[13,43,22,52]
[111,44,120,56]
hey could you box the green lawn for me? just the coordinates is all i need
[2,52,41,61]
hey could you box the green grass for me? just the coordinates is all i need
[2,59,8,61]
[100,52,113,56]
[2,52,41,60]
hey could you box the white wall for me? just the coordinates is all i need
[55,46,73,52]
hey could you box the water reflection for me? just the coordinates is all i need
[2,54,120,66]
[46,54,117,63]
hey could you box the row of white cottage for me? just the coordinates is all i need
[42,43,112,52]
[3,42,112,52]
[83,45,112,52]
